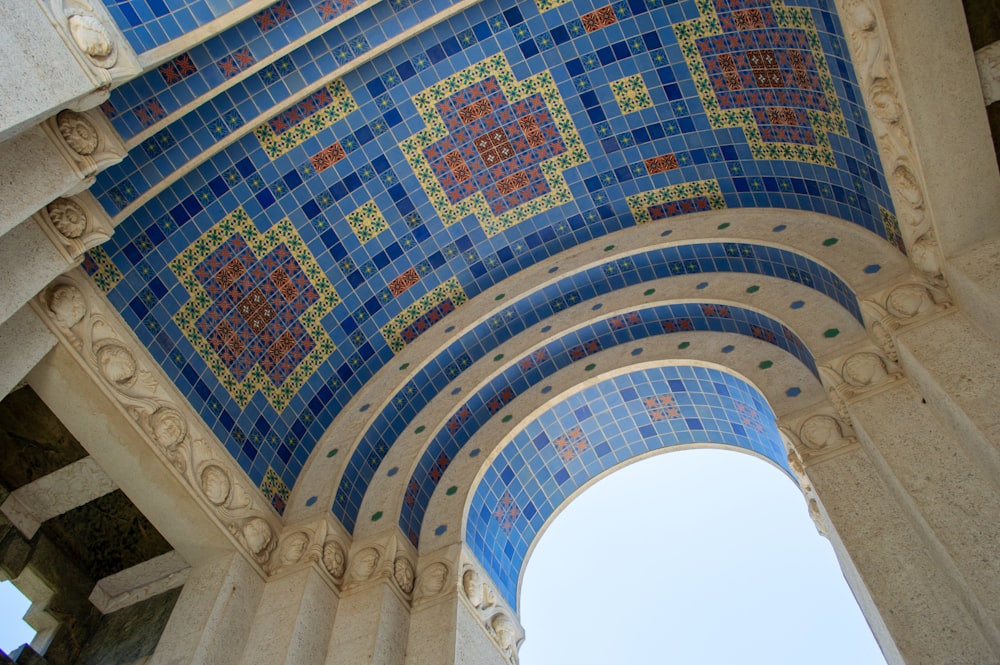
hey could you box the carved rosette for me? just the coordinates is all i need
[44,109,127,185]
[32,273,283,575]
[35,193,114,262]
[460,559,524,665]
[834,0,945,281]
[38,0,141,98]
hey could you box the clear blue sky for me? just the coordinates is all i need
[0,448,889,663]
[519,448,889,665]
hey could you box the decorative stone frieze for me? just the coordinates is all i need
[43,108,127,190]
[33,192,114,263]
[833,0,946,282]
[31,273,284,575]
[779,407,859,467]
[341,530,418,600]
[459,552,524,665]
[414,560,450,603]
[860,278,952,360]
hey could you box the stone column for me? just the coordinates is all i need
[405,548,521,665]
[239,568,339,665]
[148,554,264,665]
[0,304,56,397]
[788,337,1000,664]
[325,532,416,665]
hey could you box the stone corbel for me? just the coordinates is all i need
[819,343,903,405]
[411,548,456,610]
[33,193,114,264]
[459,549,524,665]
[35,0,142,108]
[263,514,351,590]
[30,273,283,575]
[42,109,127,193]
[860,279,952,360]
[779,408,860,468]
[341,529,417,602]
[834,0,947,285]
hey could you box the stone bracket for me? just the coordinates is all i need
[32,192,115,264]
[41,108,127,193]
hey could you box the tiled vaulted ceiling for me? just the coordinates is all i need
[88,0,899,579]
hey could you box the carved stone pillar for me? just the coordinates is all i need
[404,545,518,665]
[785,327,1000,665]
[0,303,56,397]
[147,554,264,665]
[325,530,416,665]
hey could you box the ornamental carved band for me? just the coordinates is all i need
[674,0,848,166]
[402,54,589,237]
[170,209,340,411]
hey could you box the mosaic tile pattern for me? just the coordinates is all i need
[401,54,589,237]
[87,0,893,502]
[261,466,291,514]
[675,0,848,166]
[81,247,123,293]
[611,75,654,114]
[171,208,340,411]
[397,301,815,544]
[335,239,858,532]
[255,82,358,160]
[466,365,790,607]
[627,179,727,223]
[346,200,388,244]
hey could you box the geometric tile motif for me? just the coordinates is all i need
[644,153,679,174]
[260,466,290,515]
[553,426,589,462]
[158,53,198,85]
[402,54,588,237]
[380,277,468,352]
[81,246,123,293]
[533,0,571,14]
[492,491,521,534]
[736,402,765,433]
[674,0,848,166]
[254,81,358,160]
[345,200,388,244]
[643,394,681,421]
[582,5,618,33]
[171,208,340,411]
[611,75,653,114]
[626,179,727,224]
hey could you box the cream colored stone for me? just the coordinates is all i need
[89,550,190,614]
[0,304,56,397]
[1,455,116,538]
[976,40,1000,104]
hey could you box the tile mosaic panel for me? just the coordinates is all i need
[466,365,790,607]
[401,54,589,237]
[171,208,340,411]
[674,0,848,166]
[626,179,727,223]
[86,0,894,506]
[254,82,358,160]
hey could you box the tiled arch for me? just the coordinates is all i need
[462,363,790,608]
[396,301,815,546]
[331,240,860,532]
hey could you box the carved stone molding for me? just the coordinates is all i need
[36,0,142,101]
[42,108,127,191]
[860,278,952,360]
[779,407,860,467]
[33,192,114,263]
[340,530,418,602]
[820,343,903,406]
[833,0,946,282]
[459,551,524,665]
[31,273,283,575]
[261,515,351,591]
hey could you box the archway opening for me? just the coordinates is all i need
[518,449,887,664]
